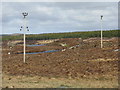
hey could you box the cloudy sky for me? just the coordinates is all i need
[2,2,118,34]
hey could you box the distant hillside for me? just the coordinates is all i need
[2,30,120,41]
[0,33,22,36]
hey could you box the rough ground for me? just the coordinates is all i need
[2,74,118,88]
[2,37,119,88]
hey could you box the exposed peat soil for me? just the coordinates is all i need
[2,37,119,88]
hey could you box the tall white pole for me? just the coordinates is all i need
[101,15,103,48]
[22,12,28,63]
[23,17,26,63]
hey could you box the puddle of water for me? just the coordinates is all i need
[27,44,46,47]
[18,50,60,54]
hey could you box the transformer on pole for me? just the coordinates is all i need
[101,15,103,48]
[20,12,29,63]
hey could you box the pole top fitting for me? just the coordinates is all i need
[22,12,28,18]
[101,15,103,20]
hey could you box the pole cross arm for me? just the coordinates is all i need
[22,12,28,18]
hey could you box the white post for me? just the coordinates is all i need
[22,12,28,63]
[23,17,26,63]
[101,15,103,48]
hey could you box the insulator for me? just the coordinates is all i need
[21,26,23,28]
[27,29,29,31]
[20,29,22,31]
[26,27,28,28]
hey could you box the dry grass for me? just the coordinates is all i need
[89,58,118,62]
[36,39,58,44]
[2,74,118,88]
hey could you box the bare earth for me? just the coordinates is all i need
[2,37,119,88]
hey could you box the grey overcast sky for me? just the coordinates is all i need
[2,2,118,34]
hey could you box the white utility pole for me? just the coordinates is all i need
[101,15,103,48]
[20,12,29,63]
